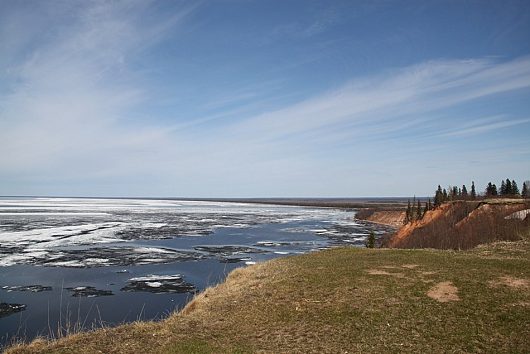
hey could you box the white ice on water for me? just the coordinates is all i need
[0,197,365,267]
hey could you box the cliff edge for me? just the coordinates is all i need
[385,199,530,249]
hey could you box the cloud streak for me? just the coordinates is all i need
[228,57,530,145]
[0,1,529,197]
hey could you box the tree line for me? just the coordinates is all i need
[404,178,529,225]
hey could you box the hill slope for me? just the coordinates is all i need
[385,200,530,249]
[7,237,530,353]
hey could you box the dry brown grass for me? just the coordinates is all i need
[6,238,530,353]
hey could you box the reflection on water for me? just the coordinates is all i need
[0,198,393,346]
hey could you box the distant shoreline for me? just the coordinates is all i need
[0,196,414,210]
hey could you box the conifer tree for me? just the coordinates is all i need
[486,182,498,196]
[365,231,376,248]
[491,184,498,196]
[443,188,448,201]
[500,180,506,195]
[405,200,411,224]
[486,182,493,196]
[522,182,529,199]
[505,179,512,195]
[471,181,476,199]
[462,185,468,199]
[512,180,520,195]
[434,185,443,207]
[416,199,422,220]
[423,201,428,218]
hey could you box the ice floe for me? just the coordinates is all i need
[121,274,196,294]
[2,285,52,292]
[0,197,395,268]
[0,302,26,318]
[66,286,113,297]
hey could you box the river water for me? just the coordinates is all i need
[0,197,392,346]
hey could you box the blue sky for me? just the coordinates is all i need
[1,0,529,197]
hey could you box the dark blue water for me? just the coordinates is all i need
[0,198,393,347]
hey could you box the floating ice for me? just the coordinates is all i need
[66,286,113,297]
[122,274,195,294]
[0,302,26,318]
[0,197,395,268]
[2,285,52,292]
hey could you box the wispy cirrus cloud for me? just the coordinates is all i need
[227,57,530,145]
[439,116,530,137]
[0,1,529,197]
[0,0,194,175]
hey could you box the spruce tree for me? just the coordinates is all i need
[522,182,529,199]
[365,231,376,248]
[500,180,506,195]
[462,185,468,199]
[492,184,498,196]
[471,181,476,199]
[506,179,512,195]
[512,180,520,195]
[443,189,448,201]
[434,186,443,207]
[405,200,411,224]
[486,182,493,196]
[423,201,428,218]
[416,199,422,220]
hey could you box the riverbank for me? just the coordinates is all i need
[8,236,529,353]
[181,197,410,210]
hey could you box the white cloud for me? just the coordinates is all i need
[0,1,193,175]
[227,57,530,144]
[0,1,529,196]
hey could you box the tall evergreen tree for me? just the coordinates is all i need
[505,179,512,195]
[471,181,476,199]
[512,180,520,195]
[491,184,498,196]
[365,231,376,248]
[405,200,411,224]
[522,182,529,199]
[434,185,443,207]
[443,188,448,201]
[416,199,422,220]
[462,185,468,199]
[500,180,506,195]
[486,182,493,196]
[423,201,428,218]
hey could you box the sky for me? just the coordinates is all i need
[1,0,529,198]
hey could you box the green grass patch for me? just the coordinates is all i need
[7,239,530,353]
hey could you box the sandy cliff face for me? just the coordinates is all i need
[363,210,405,228]
[386,200,530,250]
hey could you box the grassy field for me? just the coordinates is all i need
[7,237,530,353]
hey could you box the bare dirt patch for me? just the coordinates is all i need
[489,276,529,290]
[366,269,406,278]
[363,210,405,228]
[401,264,419,269]
[427,281,460,303]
